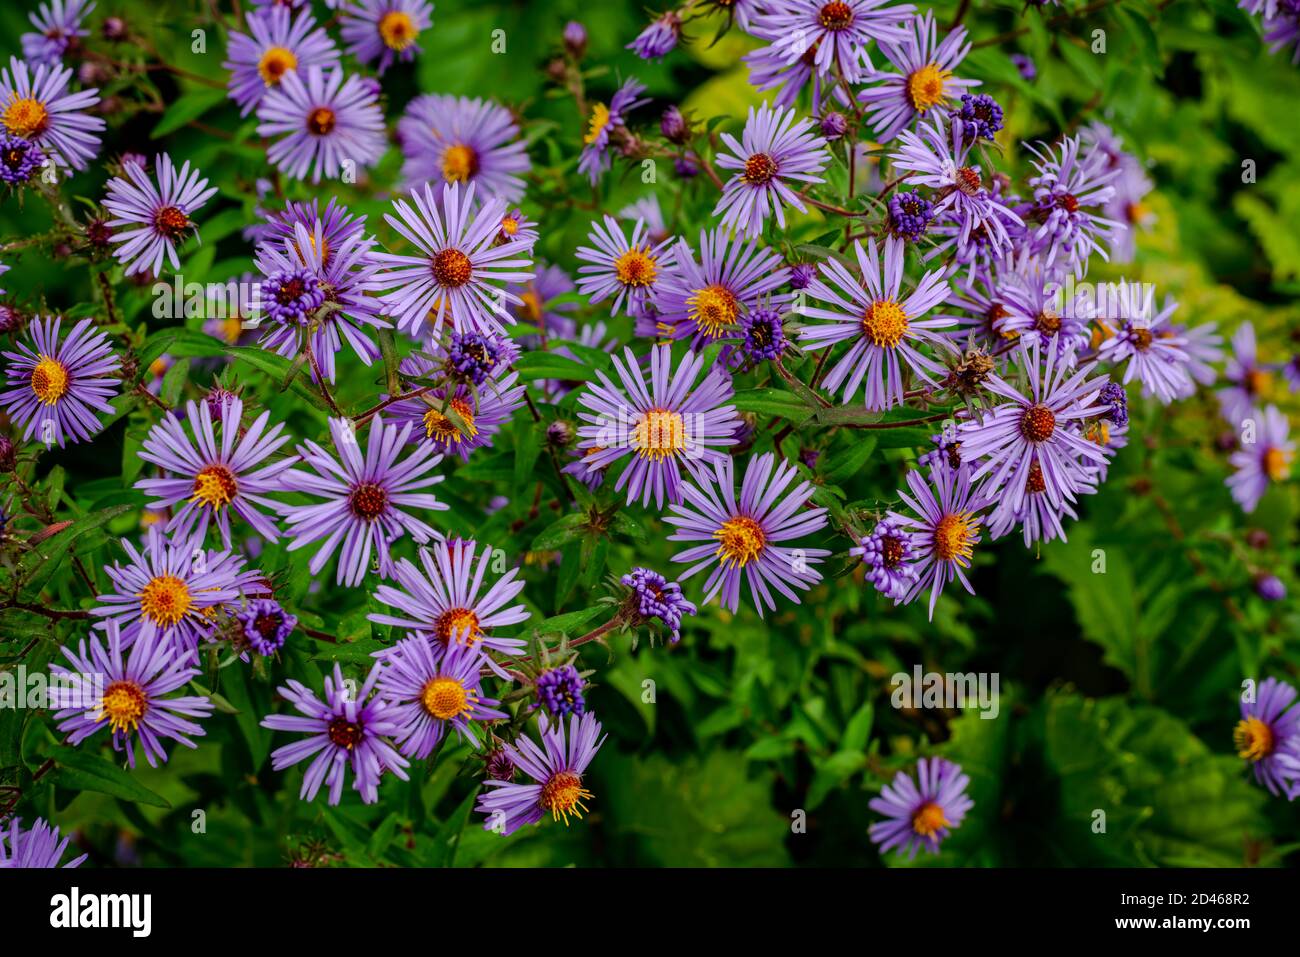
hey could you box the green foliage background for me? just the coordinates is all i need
[1,0,1298,867]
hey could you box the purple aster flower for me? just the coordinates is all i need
[666,451,830,616]
[102,153,217,277]
[93,527,269,647]
[397,94,530,204]
[256,66,386,184]
[21,0,94,67]
[797,235,952,410]
[341,0,433,74]
[1009,52,1036,81]
[52,621,214,769]
[0,56,103,171]
[995,253,1089,365]
[819,110,849,139]
[579,77,649,185]
[887,464,988,618]
[1256,575,1287,602]
[223,6,340,116]
[958,340,1112,513]
[376,181,534,339]
[1236,676,1300,798]
[533,664,586,718]
[253,218,389,382]
[655,228,792,344]
[869,757,973,857]
[629,12,681,60]
[0,817,86,868]
[280,416,447,586]
[713,103,830,239]
[1096,288,1192,404]
[747,0,916,89]
[850,518,919,600]
[476,712,607,835]
[563,445,610,490]
[368,539,530,672]
[886,189,934,241]
[622,566,697,643]
[1097,381,1128,427]
[262,662,410,805]
[576,215,676,319]
[1264,1,1300,64]
[575,345,742,509]
[0,133,45,183]
[918,426,965,471]
[924,174,1023,284]
[738,305,789,363]
[858,11,977,144]
[235,598,297,655]
[445,328,515,385]
[0,315,120,448]
[386,372,525,463]
[376,636,506,758]
[1099,157,1155,264]
[1017,135,1121,274]
[952,92,1002,142]
[261,196,367,259]
[136,397,297,547]
[1227,405,1293,513]
[790,262,817,289]
[986,455,1093,548]
[1219,322,1276,427]
[889,116,1024,258]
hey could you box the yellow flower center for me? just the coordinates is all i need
[257,46,298,85]
[632,408,687,460]
[1234,716,1274,762]
[441,143,479,183]
[687,284,740,338]
[499,215,519,236]
[2,95,49,138]
[911,801,949,837]
[30,355,70,405]
[539,770,593,825]
[379,10,419,50]
[100,680,148,735]
[519,289,544,324]
[906,64,951,112]
[583,102,610,145]
[139,574,193,628]
[423,397,478,443]
[1264,447,1292,482]
[933,512,977,566]
[191,465,238,509]
[435,606,481,645]
[307,106,336,136]
[861,299,909,348]
[216,316,244,344]
[713,515,766,569]
[1246,369,1274,400]
[613,247,658,288]
[421,676,470,720]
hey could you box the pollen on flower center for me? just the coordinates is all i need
[1025,460,1046,494]
[257,46,298,85]
[30,355,70,405]
[379,10,419,50]
[349,481,389,520]
[1264,446,1292,481]
[633,408,687,460]
[688,283,740,337]
[434,606,481,645]
[139,573,193,627]
[100,680,148,734]
[1020,404,1056,442]
[743,151,778,185]
[154,205,191,239]
[861,298,909,348]
[539,770,593,825]
[307,107,336,136]
[441,143,479,183]
[584,102,610,146]
[421,676,470,720]
[2,96,49,138]
[911,801,949,837]
[192,464,238,508]
[906,63,951,111]
[1034,309,1061,335]
[881,536,904,568]
[432,248,473,287]
[818,1,854,30]
[954,166,982,196]
[327,717,364,750]
[1234,716,1274,762]
[1131,326,1153,350]
[613,247,658,287]
[714,515,767,569]
[933,512,977,565]
[1056,192,1080,213]
[423,397,478,443]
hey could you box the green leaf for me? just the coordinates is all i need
[151,88,228,138]
[513,352,597,382]
[530,512,588,551]
[47,746,171,808]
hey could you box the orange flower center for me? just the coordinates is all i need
[714,515,766,569]
[257,46,298,85]
[861,299,909,348]
[30,355,69,405]
[139,574,193,627]
[192,464,238,508]
[1234,716,1274,762]
[539,771,593,825]
[432,248,473,287]
[100,680,148,734]
[2,96,49,138]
